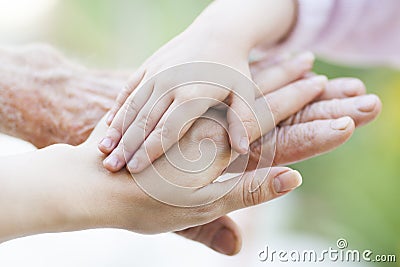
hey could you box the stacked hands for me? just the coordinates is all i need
[47,52,382,254]
[80,52,381,255]
[0,45,381,256]
[0,0,383,258]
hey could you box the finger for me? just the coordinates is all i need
[103,94,173,172]
[252,75,327,140]
[316,78,366,101]
[206,167,302,215]
[251,51,315,96]
[99,75,154,154]
[175,215,242,256]
[227,94,257,154]
[281,94,382,127]
[106,68,146,125]
[127,98,211,173]
[228,117,355,172]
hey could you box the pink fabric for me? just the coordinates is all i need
[284,0,400,68]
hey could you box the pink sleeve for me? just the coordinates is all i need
[283,0,400,68]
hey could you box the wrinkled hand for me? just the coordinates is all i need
[176,56,381,255]
[0,45,381,256]
[0,44,128,148]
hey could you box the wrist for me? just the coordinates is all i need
[188,0,297,51]
[0,145,92,241]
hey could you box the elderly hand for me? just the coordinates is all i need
[0,45,381,255]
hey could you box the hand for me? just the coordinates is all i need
[99,0,297,174]
[0,46,381,255]
[99,29,260,174]
[97,73,379,254]
[0,53,326,244]
[0,44,128,148]
[177,62,381,256]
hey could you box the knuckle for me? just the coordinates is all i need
[291,104,312,124]
[241,116,258,133]
[274,126,291,164]
[135,113,150,132]
[121,142,135,155]
[153,123,171,141]
[275,124,318,165]
[249,138,263,162]
[123,99,139,116]
[267,99,282,123]
[281,124,316,151]
[192,204,217,223]
[190,119,229,148]
[118,87,132,101]
[325,99,341,117]
[300,125,317,147]
[241,176,264,207]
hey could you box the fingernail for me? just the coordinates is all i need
[355,95,378,112]
[104,155,120,169]
[106,112,114,124]
[211,228,237,256]
[309,75,328,85]
[330,117,352,131]
[100,138,113,149]
[273,170,302,193]
[294,51,315,68]
[239,137,249,153]
[128,158,139,172]
[343,79,364,96]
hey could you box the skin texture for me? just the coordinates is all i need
[0,44,127,148]
[0,45,381,255]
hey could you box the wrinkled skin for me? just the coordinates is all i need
[0,45,381,255]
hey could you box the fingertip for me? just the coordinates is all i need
[211,227,241,256]
[98,137,114,154]
[355,94,380,113]
[273,169,303,194]
[293,51,315,71]
[127,157,141,173]
[99,128,122,153]
[103,155,124,173]
[229,133,249,155]
[330,116,355,131]
[309,75,328,88]
[106,111,115,126]
[342,78,366,97]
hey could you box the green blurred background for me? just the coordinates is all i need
[1,0,398,265]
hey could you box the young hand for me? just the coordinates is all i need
[99,26,259,173]
[98,0,297,173]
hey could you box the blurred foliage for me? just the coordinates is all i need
[44,0,211,68]
[293,62,400,266]
[17,0,400,265]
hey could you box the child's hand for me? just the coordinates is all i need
[99,29,258,173]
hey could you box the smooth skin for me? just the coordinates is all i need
[100,0,298,173]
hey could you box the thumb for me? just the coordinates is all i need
[209,167,302,214]
[175,215,242,256]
